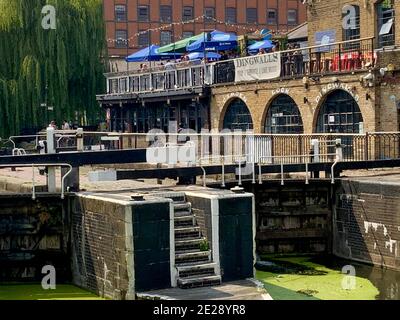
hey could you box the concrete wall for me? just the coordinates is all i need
[72,194,135,300]
[72,193,173,299]
[334,179,400,271]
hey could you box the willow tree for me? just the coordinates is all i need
[0,0,107,137]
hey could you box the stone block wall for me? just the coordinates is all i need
[334,179,400,271]
[0,195,70,282]
[249,181,332,254]
[72,194,133,300]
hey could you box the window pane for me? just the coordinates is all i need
[138,31,149,47]
[160,31,172,46]
[205,7,215,22]
[247,8,257,24]
[377,0,395,47]
[160,5,172,22]
[183,6,193,21]
[226,7,236,23]
[138,5,149,22]
[267,9,277,24]
[343,5,360,50]
[115,30,127,48]
[183,31,194,39]
[288,9,298,25]
[115,5,127,22]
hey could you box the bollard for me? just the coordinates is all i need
[76,128,84,151]
[46,126,56,193]
[335,139,343,161]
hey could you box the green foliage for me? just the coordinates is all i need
[199,239,210,251]
[0,0,107,138]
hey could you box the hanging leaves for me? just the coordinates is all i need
[0,0,107,137]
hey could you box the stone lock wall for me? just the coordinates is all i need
[334,179,400,271]
[247,181,332,254]
[72,195,134,300]
[0,195,70,282]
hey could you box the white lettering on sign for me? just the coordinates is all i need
[221,92,248,107]
[272,88,289,96]
[315,83,360,104]
[234,52,281,82]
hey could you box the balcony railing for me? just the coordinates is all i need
[103,37,375,96]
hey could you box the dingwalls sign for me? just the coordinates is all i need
[234,53,281,82]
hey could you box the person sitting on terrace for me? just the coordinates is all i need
[219,51,228,61]
[165,60,175,70]
[258,48,267,55]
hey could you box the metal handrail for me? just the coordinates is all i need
[258,153,337,185]
[0,163,73,200]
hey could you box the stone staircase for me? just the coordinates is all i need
[162,192,221,289]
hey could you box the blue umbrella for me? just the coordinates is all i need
[248,40,274,54]
[125,45,181,62]
[187,30,237,52]
[187,52,221,61]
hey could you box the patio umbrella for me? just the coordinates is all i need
[125,45,181,62]
[247,40,274,54]
[187,52,221,61]
[186,30,237,52]
[157,33,205,54]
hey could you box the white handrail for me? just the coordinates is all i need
[0,163,73,199]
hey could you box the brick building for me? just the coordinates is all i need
[98,0,400,137]
[104,0,306,59]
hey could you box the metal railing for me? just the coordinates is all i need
[46,131,400,165]
[4,131,400,166]
[0,163,73,199]
[103,37,375,96]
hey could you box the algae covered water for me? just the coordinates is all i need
[256,255,400,300]
[0,284,104,300]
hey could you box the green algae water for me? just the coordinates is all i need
[256,255,400,300]
[0,284,104,300]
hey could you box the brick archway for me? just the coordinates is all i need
[313,89,364,133]
[261,94,305,134]
[218,97,253,131]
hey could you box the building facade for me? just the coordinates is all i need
[99,0,400,140]
[104,0,306,58]
[211,0,400,134]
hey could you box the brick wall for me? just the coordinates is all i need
[210,73,379,133]
[334,179,400,271]
[306,0,400,48]
[72,195,134,300]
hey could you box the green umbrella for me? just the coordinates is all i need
[158,33,205,53]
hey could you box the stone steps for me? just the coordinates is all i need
[174,226,201,239]
[177,275,222,289]
[176,262,217,278]
[175,237,206,252]
[166,194,221,290]
[175,250,211,265]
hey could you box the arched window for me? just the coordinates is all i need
[315,90,363,133]
[377,0,395,48]
[264,95,304,134]
[222,99,253,131]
